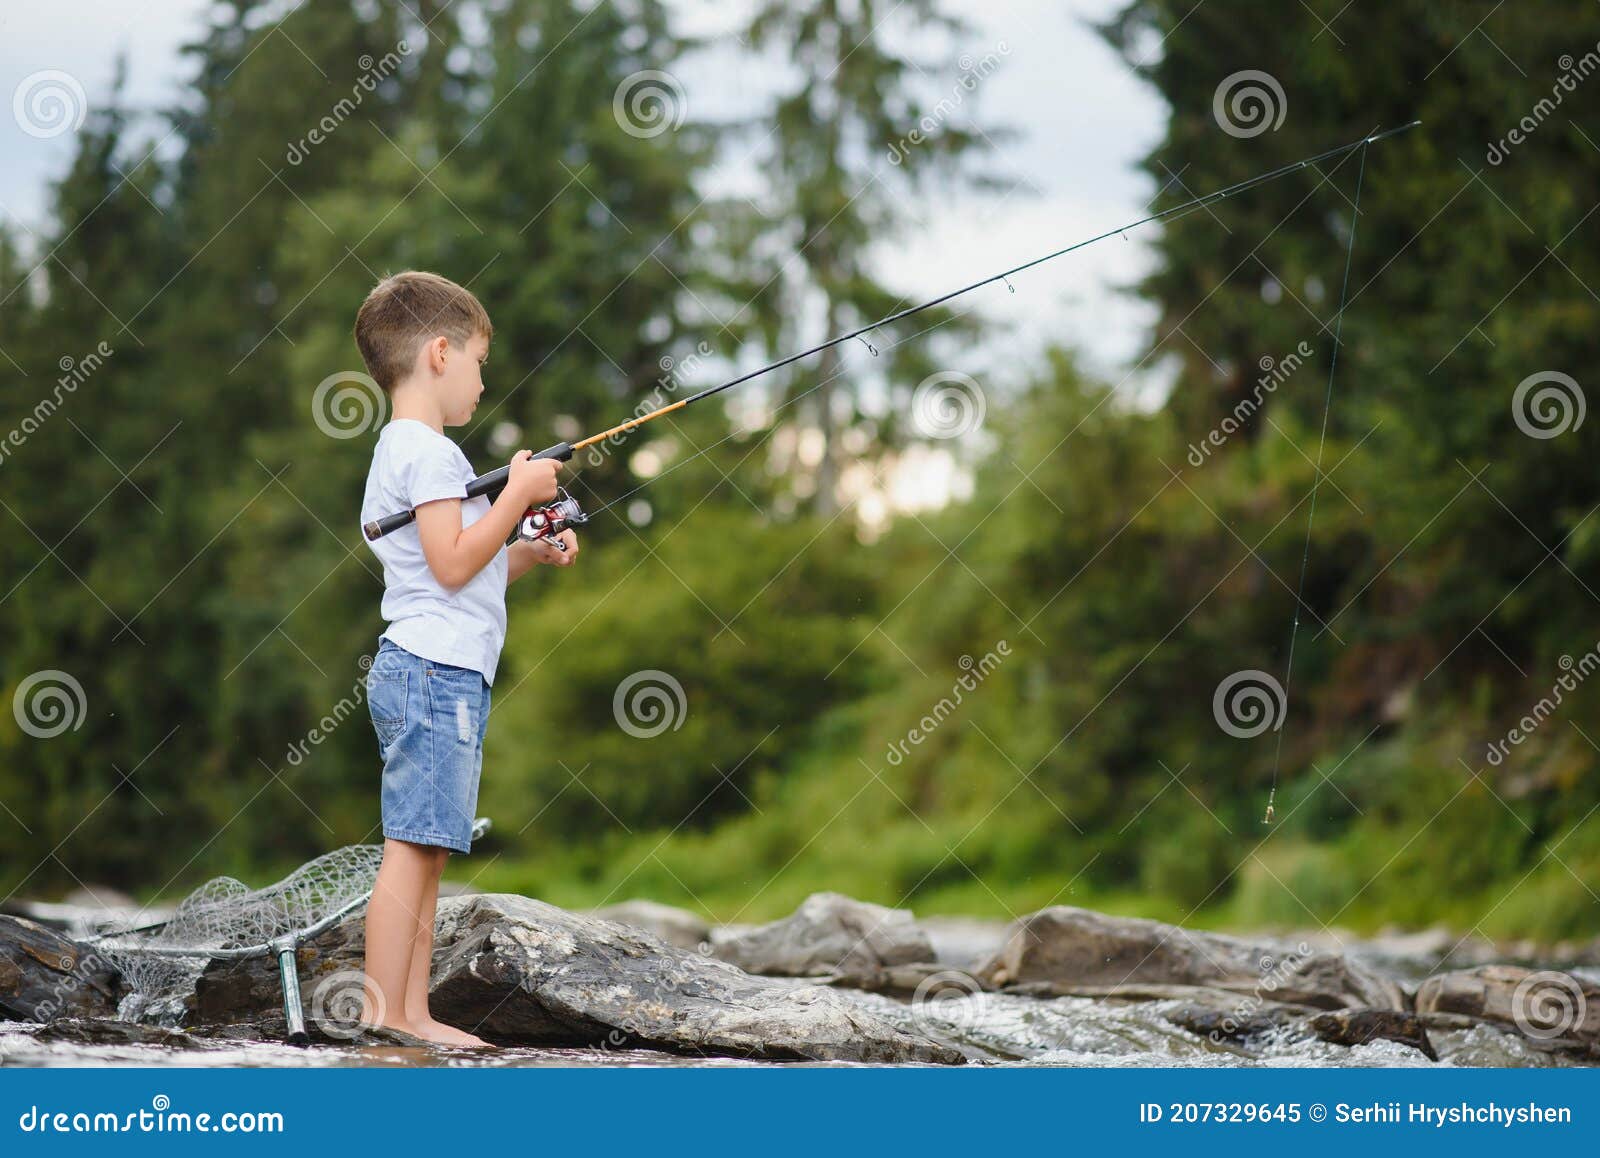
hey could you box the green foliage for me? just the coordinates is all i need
[483,506,878,835]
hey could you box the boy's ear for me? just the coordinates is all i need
[425,334,450,375]
[422,334,454,375]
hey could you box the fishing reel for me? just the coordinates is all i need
[516,487,588,552]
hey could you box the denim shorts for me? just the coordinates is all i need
[366,638,491,853]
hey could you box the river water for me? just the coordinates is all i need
[0,985,1583,1069]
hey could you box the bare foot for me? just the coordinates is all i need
[409,1018,493,1048]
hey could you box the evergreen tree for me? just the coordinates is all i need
[736,0,1002,514]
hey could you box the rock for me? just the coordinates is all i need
[31,1014,432,1052]
[1414,965,1600,1051]
[192,894,962,1064]
[1162,995,1436,1058]
[709,892,935,984]
[974,906,1404,1011]
[0,915,122,1022]
[1307,1009,1437,1060]
[30,1018,205,1050]
[1415,1010,1484,1032]
[1006,980,1304,1003]
[1163,1001,1304,1043]
[590,900,711,951]
[871,962,964,993]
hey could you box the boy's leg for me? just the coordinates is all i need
[402,850,441,1024]
[401,850,489,1047]
[362,837,437,1032]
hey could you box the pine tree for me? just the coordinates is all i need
[737,0,1003,514]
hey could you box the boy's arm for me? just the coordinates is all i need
[414,453,561,589]
[414,492,524,590]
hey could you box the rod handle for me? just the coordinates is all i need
[362,441,573,541]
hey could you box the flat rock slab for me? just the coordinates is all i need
[709,892,935,984]
[193,894,961,1064]
[430,895,959,1063]
[975,906,1404,1011]
[1415,965,1600,1053]
[0,915,122,1022]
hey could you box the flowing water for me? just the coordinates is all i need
[0,987,1575,1068]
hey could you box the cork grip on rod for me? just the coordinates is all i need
[572,398,689,451]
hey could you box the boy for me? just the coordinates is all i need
[354,271,579,1047]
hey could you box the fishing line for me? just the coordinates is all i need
[1262,137,1372,825]
[567,122,1422,445]
[364,122,1419,542]
[580,295,986,524]
[365,121,1420,587]
[572,123,1413,531]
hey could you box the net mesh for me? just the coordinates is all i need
[95,843,384,1024]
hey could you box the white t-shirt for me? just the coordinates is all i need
[360,419,508,684]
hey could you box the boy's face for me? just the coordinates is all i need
[437,331,490,426]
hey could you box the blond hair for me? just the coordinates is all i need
[354,271,493,391]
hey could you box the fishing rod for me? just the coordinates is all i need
[363,120,1420,544]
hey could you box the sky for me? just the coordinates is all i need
[0,0,1169,390]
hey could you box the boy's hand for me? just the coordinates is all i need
[508,449,561,505]
[528,530,579,566]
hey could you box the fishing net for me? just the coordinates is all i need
[93,842,384,1024]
